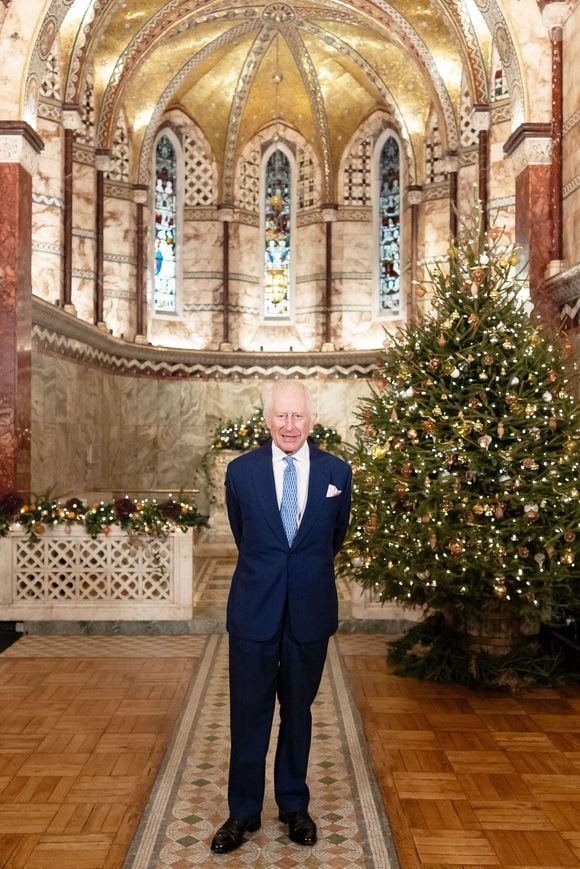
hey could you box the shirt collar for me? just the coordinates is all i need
[272,441,310,463]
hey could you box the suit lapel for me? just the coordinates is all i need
[291,445,329,549]
[251,443,287,545]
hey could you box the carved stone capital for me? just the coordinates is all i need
[321,204,338,222]
[0,121,44,174]
[471,106,491,132]
[503,123,553,175]
[407,185,423,206]
[62,105,82,131]
[541,1,569,34]
[132,185,149,205]
[95,150,112,173]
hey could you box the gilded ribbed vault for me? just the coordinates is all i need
[25,0,525,195]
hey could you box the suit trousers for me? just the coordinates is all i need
[227,616,329,822]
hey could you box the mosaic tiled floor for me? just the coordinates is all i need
[125,635,398,868]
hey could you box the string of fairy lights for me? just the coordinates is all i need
[342,212,579,624]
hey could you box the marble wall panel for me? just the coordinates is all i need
[502,0,552,123]
[182,219,222,272]
[419,200,448,266]
[456,163,477,221]
[31,349,376,511]
[32,119,63,303]
[103,194,135,338]
[73,163,96,232]
[562,0,580,270]
[72,274,95,324]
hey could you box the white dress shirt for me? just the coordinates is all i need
[272,441,310,529]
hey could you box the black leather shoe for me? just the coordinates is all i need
[279,810,317,846]
[210,816,260,853]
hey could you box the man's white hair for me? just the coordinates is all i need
[263,380,317,420]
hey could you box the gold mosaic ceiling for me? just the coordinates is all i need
[59,0,495,194]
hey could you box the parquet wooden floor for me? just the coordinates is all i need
[0,637,201,869]
[338,635,580,869]
[1,634,579,867]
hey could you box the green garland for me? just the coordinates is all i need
[0,493,209,541]
[210,408,343,452]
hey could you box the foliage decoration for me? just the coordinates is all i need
[0,493,209,541]
[339,206,580,686]
[210,409,343,453]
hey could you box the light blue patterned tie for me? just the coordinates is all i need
[280,456,298,545]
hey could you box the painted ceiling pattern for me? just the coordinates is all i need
[26,0,523,197]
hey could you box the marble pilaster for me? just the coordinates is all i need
[0,124,43,496]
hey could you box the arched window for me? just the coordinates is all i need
[377,134,401,315]
[263,146,292,319]
[154,132,179,313]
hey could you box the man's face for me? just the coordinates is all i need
[266,386,314,455]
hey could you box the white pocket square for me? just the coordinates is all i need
[326,484,342,498]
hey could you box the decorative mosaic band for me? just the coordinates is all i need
[32,297,379,380]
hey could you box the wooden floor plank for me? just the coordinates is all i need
[1,632,579,868]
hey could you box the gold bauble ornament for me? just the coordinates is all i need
[561,549,575,565]
[493,581,507,598]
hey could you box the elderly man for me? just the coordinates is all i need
[211,380,352,854]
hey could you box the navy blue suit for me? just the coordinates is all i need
[224,441,352,820]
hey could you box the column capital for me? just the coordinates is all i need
[0,121,44,175]
[540,1,569,34]
[321,203,338,222]
[218,203,235,221]
[132,184,149,205]
[471,105,491,131]
[95,149,112,173]
[503,123,552,176]
[444,151,459,173]
[62,104,82,131]
[407,185,423,206]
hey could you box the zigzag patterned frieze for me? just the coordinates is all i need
[563,174,580,200]
[563,108,580,137]
[32,299,379,380]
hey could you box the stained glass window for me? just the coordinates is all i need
[264,148,291,318]
[154,134,177,313]
[378,136,401,314]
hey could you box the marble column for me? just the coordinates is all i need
[94,151,110,329]
[133,185,148,344]
[445,152,459,238]
[542,1,567,272]
[0,122,43,497]
[504,123,557,322]
[321,204,337,351]
[62,106,81,316]
[218,205,234,351]
[407,186,423,324]
[472,106,490,233]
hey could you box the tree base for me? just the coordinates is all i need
[388,614,577,692]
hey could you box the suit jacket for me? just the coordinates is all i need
[225,441,352,643]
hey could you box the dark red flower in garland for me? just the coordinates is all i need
[113,497,138,524]
[0,492,24,517]
[160,500,181,521]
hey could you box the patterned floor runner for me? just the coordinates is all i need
[125,634,398,868]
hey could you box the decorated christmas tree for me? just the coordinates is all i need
[341,208,580,686]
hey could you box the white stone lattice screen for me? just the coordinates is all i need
[0,527,194,621]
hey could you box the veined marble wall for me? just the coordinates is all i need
[104,189,136,339]
[31,346,372,512]
[32,108,62,304]
[563,4,580,266]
